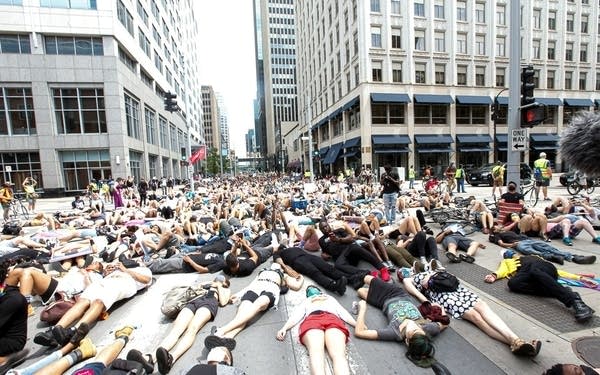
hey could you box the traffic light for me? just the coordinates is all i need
[164,92,179,113]
[520,65,535,106]
[491,101,499,121]
[313,150,319,157]
[521,103,547,128]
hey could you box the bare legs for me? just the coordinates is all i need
[157,308,212,362]
[215,297,270,339]
[301,329,349,375]
[462,301,519,345]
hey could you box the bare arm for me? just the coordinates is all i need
[276,301,309,340]
[216,283,232,306]
[284,274,304,291]
[182,255,209,274]
[241,240,259,264]
[354,300,379,340]
[402,278,429,304]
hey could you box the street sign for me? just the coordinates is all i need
[5,166,11,172]
[511,129,528,151]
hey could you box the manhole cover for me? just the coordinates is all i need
[572,336,600,367]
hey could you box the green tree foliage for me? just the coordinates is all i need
[206,148,231,175]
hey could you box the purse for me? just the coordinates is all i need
[40,292,78,325]
[161,284,209,319]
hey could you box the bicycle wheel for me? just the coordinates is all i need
[585,185,595,194]
[524,186,539,207]
[567,181,581,196]
[18,202,29,218]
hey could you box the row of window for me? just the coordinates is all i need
[0,0,96,8]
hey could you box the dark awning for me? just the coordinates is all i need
[531,145,559,150]
[595,99,600,108]
[328,108,343,120]
[455,95,493,105]
[343,137,361,149]
[342,96,360,111]
[417,147,453,153]
[530,133,560,143]
[415,134,454,144]
[496,97,509,105]
[459,146,492,152]
[319,147,329,157]
[496,134,508,143]
[456,134,492,143]
[536,98,562,106]
[371,135,411,145]
[322,143,343,165]
[564,98,593,107]
[371,93,411,103]
[498,146,508,151]
[312,118,328,130]
[339,151,358,158]
[414,94,453,104]
[374,148,410,154]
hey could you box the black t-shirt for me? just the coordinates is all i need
[381,172,400,194]
[318,228,351,258]
[223,257,256,277]
[279,246,306,264]
[495,231,528,244]
[182,253,226,274]
[0,286,27,356]
[500,191,524,204]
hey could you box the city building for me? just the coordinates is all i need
[201,85,221,152]
[294,0,600,179]
[253,0,299,172]
[0,0,203,195]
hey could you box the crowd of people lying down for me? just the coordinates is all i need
[0,172,598,375]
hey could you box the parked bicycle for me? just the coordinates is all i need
[566,174,597,196]
[9,192,29,219]
[520,179,539,207]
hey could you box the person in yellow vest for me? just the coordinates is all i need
[303,170,311,180]
[491,161,505,198]
[533,152,552,201]
[455,164,466,193]
[22,177,37,212]
[0,182,14,221]
[408,165,415,189]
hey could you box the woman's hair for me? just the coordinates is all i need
[504,211,520,224]
[0,260,9,284]
[405,333,436,368]
[543,364,564,375]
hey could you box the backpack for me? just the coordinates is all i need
[2,221,22,236]
[161,283,209,319]
[492,166,502,178]
[102,359,146,375]
[533,167,543,180]
[427,271,459,293]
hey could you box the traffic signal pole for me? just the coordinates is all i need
[507,0,521,189]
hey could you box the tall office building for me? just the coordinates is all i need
[216,93,230,156]
[253,0,298,171]
[245,129,256,156]
[0,0,202,194]
[295,0,600,177]
[201,85,221,152]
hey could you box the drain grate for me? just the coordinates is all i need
[572,336,600,367]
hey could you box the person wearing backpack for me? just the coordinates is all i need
[534,152,552,201]
[491,161,505,198]
[403,269,541,357]
[455,164,466,193]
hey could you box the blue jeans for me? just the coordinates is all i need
[516,239,573,261]
[382,192,398,224]
[456,178,465,193]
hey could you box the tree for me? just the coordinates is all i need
[205,148,231,175]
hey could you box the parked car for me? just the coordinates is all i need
[467,163,532,186]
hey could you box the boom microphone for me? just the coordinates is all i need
[560,111,600,176]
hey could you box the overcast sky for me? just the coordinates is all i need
[194,1,257,158]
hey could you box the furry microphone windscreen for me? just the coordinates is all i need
[560,111,600,176]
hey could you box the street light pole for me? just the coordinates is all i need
[493,88,508,163]
[507,0,521,189]
[306,95,314,182]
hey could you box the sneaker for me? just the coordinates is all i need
[156,347,174,375]
[69,323,90,345]
[412,260,425,273]
[126,349,155,374]
[34,330,58,347]
[379,267,391,282]
[114,325,134,340]
[369,270,380,278]
[510,338,536,357]
[429,259,445,272]
[563,237,573,246]
[334,276,347,296]
[77,338,97,360]
[592,237,600,244]
[396,267,412,281]
[52,325,73,346]
[27,304,35,317]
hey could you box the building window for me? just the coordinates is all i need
[582,14,589,34]
[140,69,153,88]
[148,154,158,179]
[0,34,30,54]
[414,105,447,124]
[145,107,157,145]
[0,87,36,135]
[596,72,600,90]
[547,70,555,89]
[415,63,426,84]
[533,69,540,88]
[456,106,486,125]
[532,39,540,59]
[372,60,382,82]
[476,34,485,55]
[44,35,103,56]
[434,31,445,52]
[415,29,425,51]
[565,42,573,61]
[117,0,134,36]
[136,0,148,26]
[138,30,151,57]
[496,5,506,25]
[414,0,425,17]
[496,37,505,56]
[169,123,177,151]
[391,28,401,49]
[580,43,588,62]
[159,116,168,148]
[124,92,141,140]
[151,0,159,19]
[532,9,541,29]
[548,10,557,30]
[41,0,96,9]
[547,40,556,60]
[118,47,137,72]
[435,64,445,84]
[370,0,380,12]
[567,13,574,32]
[457,0,467,21]
[154,52,163,73]
[0,0,23,4]
[457,33,467,54]
[475,2,485,23]
[579,72,587,90]
[371,26,381,48]
[61,150,110,191]
[372,103,405,125]
[475,66,485,86]
[434,0,444,19]
[565,71,573,90]
[391,0,400,14]
[353,32,359,55]
[496,67,506,87]
[457,65,467,85]
[53,88,106,135]
[392,62,402,82]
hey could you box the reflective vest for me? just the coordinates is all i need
[455,168,463,179]
[534,159,550,178]
[408,168,415,179]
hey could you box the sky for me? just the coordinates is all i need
[194,1,257,158]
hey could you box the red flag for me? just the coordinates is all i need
[189,146,206,164]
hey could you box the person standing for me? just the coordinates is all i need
[408,165,416,189]
[22,177,37,212]
[137,178,149,207]
[534,152,552,201]
[444,163,456,194]
[491,161,505,198]
[0,182,14,222]
[455,164,466,193]
[380,165,400,224]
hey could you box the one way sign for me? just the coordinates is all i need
[511,129,528,152]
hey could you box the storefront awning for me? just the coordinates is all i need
[328,108,343,120]
[496,97,509,105]
[371,134,411,145]
[342,137,361,149]
[455,95,493,105]
[414,134,453,144]
[459,147,492,152]
[531,145,559,150]
[339,151,358,158]
[496,134,508,143]
[535,98,562,106]
[414,94,453,104]
[374,148,410,154]
[342,96,360,111]
[530,134,560,143]
[417,148,453,153]
[322,143,343,165]
[311,118,328,130]
[319,147,329,157]
[564,98,593,107]
[371,93,411,103]
[456,134,492,143]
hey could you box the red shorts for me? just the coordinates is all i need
[298,311,350,345]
